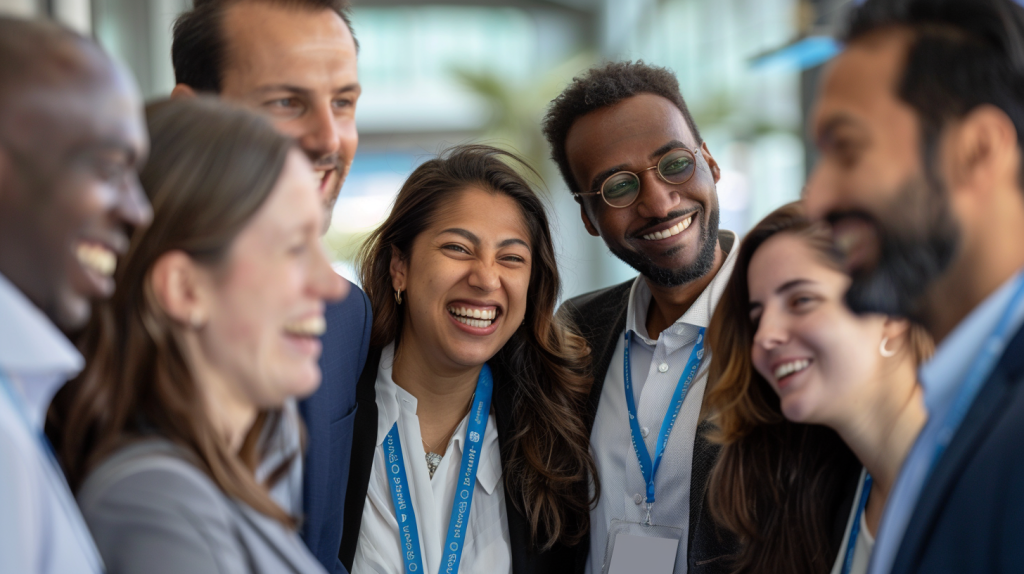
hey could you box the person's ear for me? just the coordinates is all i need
[149,250,212,328]
[946,104,1019,204]
[170,84,198,100]
[880,317,912,356]
[579,200,600,237]
[701,141,721,183]
[389,245,408,293]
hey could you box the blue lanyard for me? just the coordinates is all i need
[384,364,494,574]
[929,275,1024,474]
[840,471,872,574]
[623,328,706,524]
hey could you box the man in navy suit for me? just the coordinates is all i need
[804,0,1024,572]
[169,1,370,572]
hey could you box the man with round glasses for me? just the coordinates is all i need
[543,61,738,574]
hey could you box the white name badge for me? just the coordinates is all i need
[602,519,683,574]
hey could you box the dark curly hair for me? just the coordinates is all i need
[542,60,702,195]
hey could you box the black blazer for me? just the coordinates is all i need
[890,323,1024,573]
[298,283,373,574]
[339,347,582,573]
[559,280,737,574]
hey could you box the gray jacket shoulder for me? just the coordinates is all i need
[78,439,326,574]
[77,440,247,574]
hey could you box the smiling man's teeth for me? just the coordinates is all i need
[774,359,811,381]
[284,316,326,337]
[76,243,117,277]
[642,216,693,241]
[448,306,496,328]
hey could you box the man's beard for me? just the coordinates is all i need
[607,206,720,288]
[838,174,960,320]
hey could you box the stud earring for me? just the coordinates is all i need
[880,337,896,358]
[394,289,403,305]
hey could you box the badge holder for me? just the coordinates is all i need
[601,505,682,574]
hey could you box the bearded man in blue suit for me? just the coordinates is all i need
[169,1,370,572]
[805,1,1024,572]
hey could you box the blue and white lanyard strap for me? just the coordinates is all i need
[840,471,872,574]
[930,275,1024,474]
[623,327,706,526]
[384,363,494,574]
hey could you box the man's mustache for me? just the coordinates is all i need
[310,152,341,171]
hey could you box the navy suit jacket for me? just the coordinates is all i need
[299,282,372,574]
[891,323,1024,573]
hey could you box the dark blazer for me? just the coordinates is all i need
[299,283,373,574]
[890,323,1024,574]
[559,280,737,574]
[339,347,582,574]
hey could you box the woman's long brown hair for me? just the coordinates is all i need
[702,202,933,574]
[51,98,297,526]
[358,144,597,550]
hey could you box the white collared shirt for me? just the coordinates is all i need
[0,272,104,574]
[587,231,738,574]
[353,343,511,574]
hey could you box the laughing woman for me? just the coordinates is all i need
[340,145,596,574]
[702,202,933,574]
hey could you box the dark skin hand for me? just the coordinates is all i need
[0,22,150,331]
[564,93,724,338]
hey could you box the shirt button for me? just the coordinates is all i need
[641,427,650,438]
[658,363,669,373]
[634,493,644,505]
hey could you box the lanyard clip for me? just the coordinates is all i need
[644,502,653,526]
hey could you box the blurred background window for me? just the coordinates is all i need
[1,0,854,301]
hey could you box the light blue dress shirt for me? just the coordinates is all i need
[0,272,104,573]
[868,270,1024,574]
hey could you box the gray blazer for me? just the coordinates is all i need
[77,439,326,574]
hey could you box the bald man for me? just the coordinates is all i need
[0,17,150,574]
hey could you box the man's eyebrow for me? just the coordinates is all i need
[650,140,688,160]
[814,113,862,146]
[250,82,361,97]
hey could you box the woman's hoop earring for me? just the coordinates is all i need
[880,337,897,358]
[394,289,403,305]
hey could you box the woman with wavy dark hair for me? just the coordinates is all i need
[339,144,596,574]
[702,202,933,574]
[52,97,345,573]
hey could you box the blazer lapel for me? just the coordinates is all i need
[338,347,382,571]
[892,325,1024,574]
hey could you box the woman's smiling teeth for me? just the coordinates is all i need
[448,306,497,328]
[284,316,326,337]
[76,242,117,277]
[642,216,693,241]
[774,359,811,381]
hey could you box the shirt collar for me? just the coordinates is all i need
[373,342,502,495]
[625,229,739,346]
[0,272,83,422]
[919,269,1024,415]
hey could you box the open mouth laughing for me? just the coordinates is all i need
[447,305,499,329]
[772,358,813,388]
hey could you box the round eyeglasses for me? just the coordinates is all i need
[573,146,701,208]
